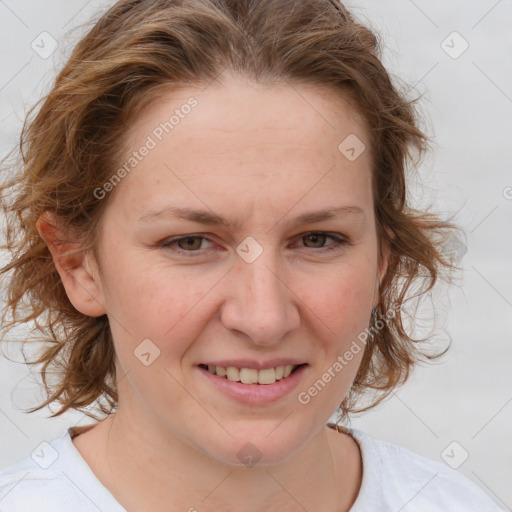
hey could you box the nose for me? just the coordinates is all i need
[220,249,300,347]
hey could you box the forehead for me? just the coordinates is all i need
[108,74,373,223]
[124,74,369,154]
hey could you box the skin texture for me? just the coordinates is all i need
[37,72,390,512]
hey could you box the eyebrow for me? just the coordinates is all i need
[138,205,365,229]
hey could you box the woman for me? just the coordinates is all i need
[0,0,504,510]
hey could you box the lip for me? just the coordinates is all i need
[196,363,309,405]
[198,359,306,370]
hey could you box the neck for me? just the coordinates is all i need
[74,407,361,512]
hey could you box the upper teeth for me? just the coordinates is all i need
[207,365,297,385]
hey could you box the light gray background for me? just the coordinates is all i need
[0,0,510,509]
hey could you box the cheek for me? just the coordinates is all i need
[294,259,377,339]
[101,254,218,349]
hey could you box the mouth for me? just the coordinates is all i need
[198,363,307,385]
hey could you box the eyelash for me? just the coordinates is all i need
[160,231,351,257]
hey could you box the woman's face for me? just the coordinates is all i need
[90,73,388,465]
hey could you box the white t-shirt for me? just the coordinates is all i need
[0,425,504,511]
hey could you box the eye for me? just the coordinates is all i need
[161,235,213,254]
[296,232,350,252]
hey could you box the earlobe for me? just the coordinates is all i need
[36,212,107,317]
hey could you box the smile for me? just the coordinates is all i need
[198,364,304,385]
[196,362,309,405]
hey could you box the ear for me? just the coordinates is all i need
[373,227,394,310]
[36,212,106,317]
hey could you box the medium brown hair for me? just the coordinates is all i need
[0,0,462,421]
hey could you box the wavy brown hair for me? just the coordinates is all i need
[0,0,462,421]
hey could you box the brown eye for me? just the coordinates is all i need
[302,233,328,248]
[161,235,213,254]
[296,232,350,253]
[176,236,203,251]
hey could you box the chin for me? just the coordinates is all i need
[197,423,312,468]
